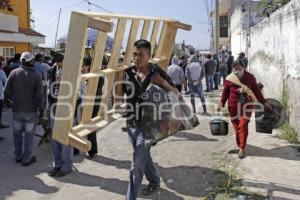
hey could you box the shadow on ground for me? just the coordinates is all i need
[70,155,229,199]
[171,131,218,142]
[0,145,58,199]
[245,144,300,161]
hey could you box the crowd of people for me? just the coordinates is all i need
[167,49,248,114]
[0,39,271,199]
[0,51,103,173]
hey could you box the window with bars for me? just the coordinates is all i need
[220,15,228,38]
[0,47,15,64]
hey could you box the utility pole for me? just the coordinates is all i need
[54,8,62,48]
[214,0,220,54]
[247,0,251,69]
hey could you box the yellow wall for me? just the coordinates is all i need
[11,0,30,29]
[0,0,30,29]
[0,42,30,53]
[0,0,31,53]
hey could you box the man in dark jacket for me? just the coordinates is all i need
[226,51,234,75]
[204,54,216,92]
[4,52,43,166]
[213,54,220,90]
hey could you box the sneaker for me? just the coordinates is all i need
[22,156,36,166]
[121,127,127,132]
[73,148,80,156]
[87,153,97,160]
[238,150,246,159]
[48,167,61,177]
[201,112,210,116]
[54,169,72,177]
[15,158,22,163]
[142,183,160,196]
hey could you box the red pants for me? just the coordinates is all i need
[229,107,252,150]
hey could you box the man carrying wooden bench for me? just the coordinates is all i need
[116,39,179,200]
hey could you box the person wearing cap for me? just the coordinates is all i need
[218,59,272,159]
[48,53,74,177]
[4,52,43,166]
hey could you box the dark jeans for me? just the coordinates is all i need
[50,107,73,171]
[13,112,38,162]
[205,75,214,91]
[126,119,160,200]
[219,67,227,85]
[188,82,206,113]
[213,72,220,89]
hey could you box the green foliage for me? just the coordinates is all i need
[280,122,299,144]
[280,81,290,118]
[257,0,291,17]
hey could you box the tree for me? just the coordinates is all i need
[257,0,291,17]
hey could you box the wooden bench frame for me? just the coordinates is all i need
[52,11,191,151]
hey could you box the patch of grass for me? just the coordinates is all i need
[201,163,266,200]
[278,81,299,144]
[206,154,267,200]
[279,81,290,118]
[280,122,299,144]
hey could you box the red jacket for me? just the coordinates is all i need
[221,71,266,108]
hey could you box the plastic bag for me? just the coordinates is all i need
[137,83,199,143]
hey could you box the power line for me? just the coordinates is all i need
[36,1,85,20]
[83,0,113,13]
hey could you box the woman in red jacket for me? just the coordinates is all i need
[219,59,271,159]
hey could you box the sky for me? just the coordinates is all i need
[31,0,212,50]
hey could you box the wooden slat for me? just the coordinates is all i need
[76,11,180,23]
[52,12,89,145]
[77,11,192,32]
[155,22,168,57]
[74,112,122,137]
[99,18,127,117]
[158,22,178,69]
[80,32,108,123]
[150,21,160,55]
[80,65,129,80]
[87,17,113,32]
[141,20,151,39]
[172,22,192,31]
[71,106,125,134]
[124,19,139,66]
[116,19,139,104]
[68,133,91,152]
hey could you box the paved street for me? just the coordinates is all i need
[0,92,299,200]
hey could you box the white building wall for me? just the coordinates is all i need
[0,13,18,32]
[230,0,300,135]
